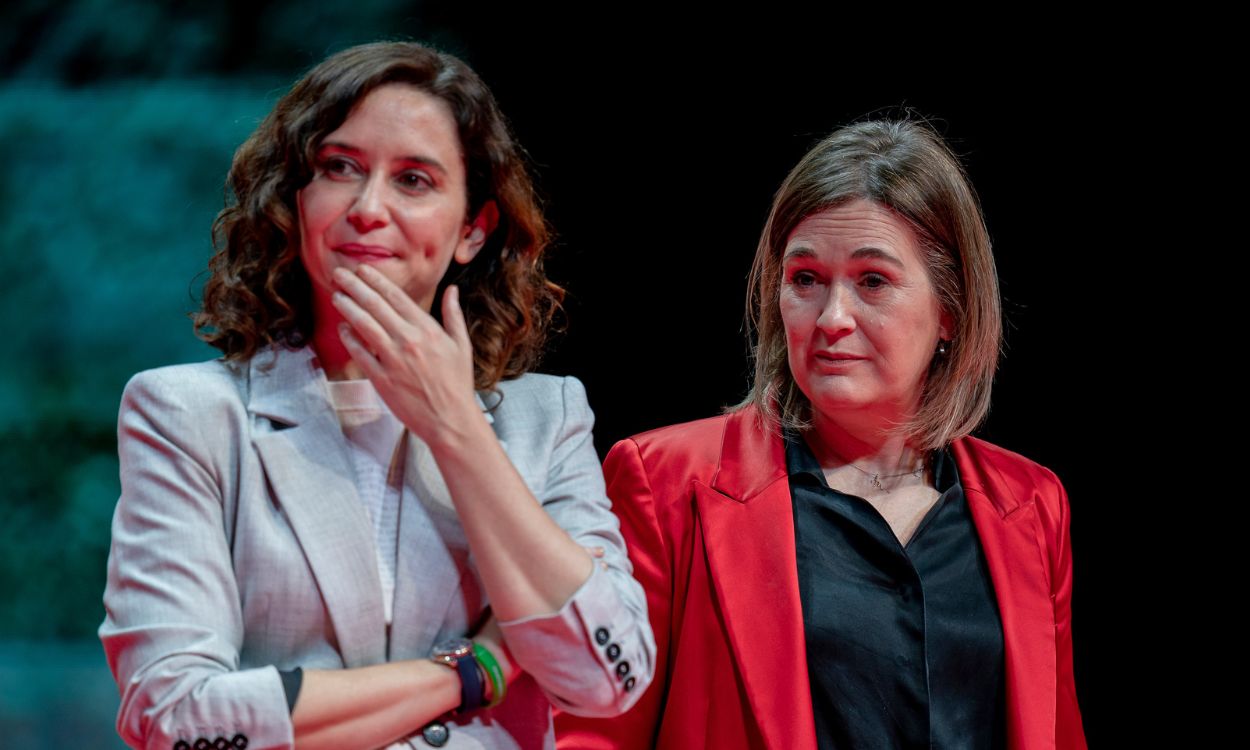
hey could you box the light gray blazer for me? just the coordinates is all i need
[99,345,655,750]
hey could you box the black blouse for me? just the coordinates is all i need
[787,429,1006,749]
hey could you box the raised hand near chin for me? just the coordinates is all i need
[330,264,485,450]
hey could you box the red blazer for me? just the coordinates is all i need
[557,406,1086,750]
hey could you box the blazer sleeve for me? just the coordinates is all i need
[554,437,672,750]
[498,377,657,718]
[99,369,293,750]
[1046,471,1088,749]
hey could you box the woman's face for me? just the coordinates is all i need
[297,83,486,317]
[779,199,952,424]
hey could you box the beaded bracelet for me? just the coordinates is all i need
[473,642,506,708]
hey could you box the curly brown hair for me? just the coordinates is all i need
[194,41,562,390]
[741,119,1002,450]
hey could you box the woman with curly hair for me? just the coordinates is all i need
[100,41,654,750]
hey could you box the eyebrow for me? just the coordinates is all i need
[783,246,905,268]
[318,141,449,174]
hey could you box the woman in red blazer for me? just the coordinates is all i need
[558,120,1087,749]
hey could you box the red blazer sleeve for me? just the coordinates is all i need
[1048,473,1087,749]
[556,438,671,750]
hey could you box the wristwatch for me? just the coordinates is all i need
[430,637,484,714]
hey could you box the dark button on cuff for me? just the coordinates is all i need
[594,627,610,645]
[231,735,248,750]
[193,739,210,750]
[422,721,450,747]
[606,643,621,661]
[214,738,230,750]
[615,660,630,679]
[174,742,190,750]
[624,675,637,692]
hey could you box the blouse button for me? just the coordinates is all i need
[594,627,610,645]
[422,722,450,747]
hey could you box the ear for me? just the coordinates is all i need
[938,308,955,342]
[455,200,500,265]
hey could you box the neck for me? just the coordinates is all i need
[310,295,367,382]
[807,407,924,478]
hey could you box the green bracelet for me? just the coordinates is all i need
[473,642,506,708]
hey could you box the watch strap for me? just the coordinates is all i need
[454,648,484,714]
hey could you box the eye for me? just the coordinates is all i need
[860,272,889,290]
[396,170,434,193]
[317,155,360,179]
[789,269,819,288]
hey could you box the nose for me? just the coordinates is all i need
[815,281,856,337]
[346,174,388,233]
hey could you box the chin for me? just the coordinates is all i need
[806,384,877,412]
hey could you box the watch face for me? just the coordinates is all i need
[432,637,474,659]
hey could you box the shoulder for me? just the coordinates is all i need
[956,435,1059,482]
[607,413,732,488]
[486,374,603,481]
[955,432,1065,487]
[117,357,255,485]
[630,413,729,462]
[953,435,1069,521]
[492,371,579,406]
[122,357,249,417]
[489,372,588,430]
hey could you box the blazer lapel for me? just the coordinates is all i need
[954,439,1057,750]
[247,346,388,668]
[694,408,819,750]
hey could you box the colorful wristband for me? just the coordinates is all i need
[473,642,506,708]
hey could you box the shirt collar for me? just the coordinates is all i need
[783,426,959,494]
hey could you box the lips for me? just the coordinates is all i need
[333,243,395,260]
[813,352,865,370]
[815,352,865,361]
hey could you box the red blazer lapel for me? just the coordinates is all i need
[695,408,819,750]
[954,439,1058,750]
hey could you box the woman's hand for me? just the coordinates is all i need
[330,265,482,449]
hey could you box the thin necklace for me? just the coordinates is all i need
[839,454,927,492]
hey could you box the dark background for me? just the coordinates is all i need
[1,1,1185,746]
